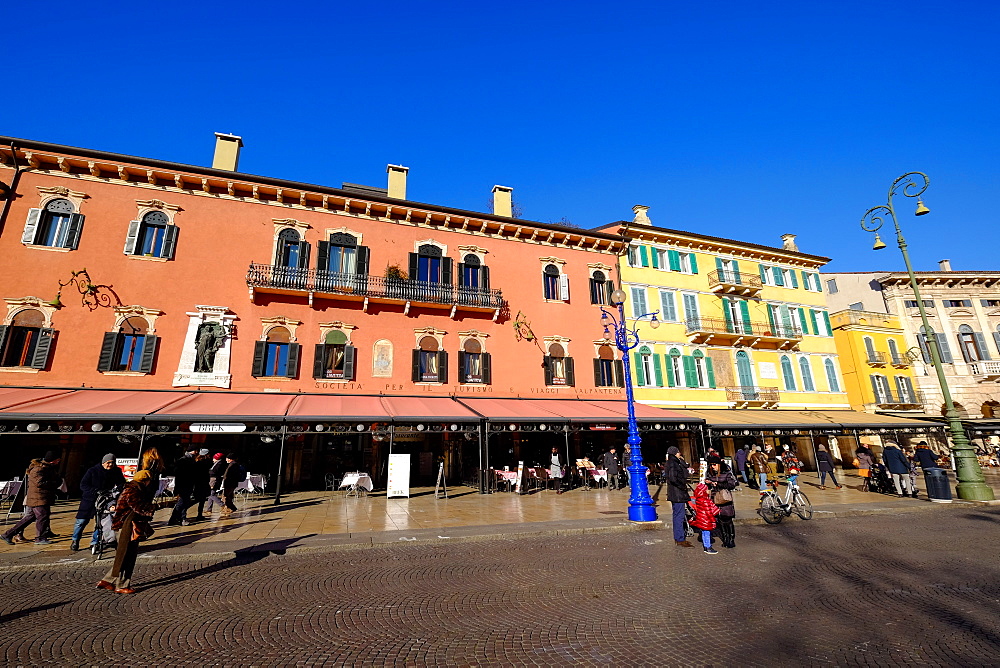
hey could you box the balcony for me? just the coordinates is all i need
[707,270,763,297]
[247,263,505,318]
[889,354,910,368]
[685,317,802,349]
[874,391,924,410]
[726,386,779,408]
[969,361,1000,381]
[866,351,888,366]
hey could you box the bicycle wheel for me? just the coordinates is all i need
[758,493,784,524]
[792,491,813,520]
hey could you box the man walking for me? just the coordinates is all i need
[882,441,913,497]
[167,445,200,526]
[734,445,749,485]
[221,453,246,516]
[2,452,62,546]
[70,453,126,551]
[602,447,622,490]
[665,446,693,547]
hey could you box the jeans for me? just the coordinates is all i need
[758,472,768,490]
[71,517,101,545]
[700,530,712,549]
[671,502,687,542]
[819,470,840,487]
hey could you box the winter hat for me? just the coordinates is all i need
[667,446,680,456]
[186,444,200,453]
[706,454,722,465]
[198,448,210,456]
[213,452,224,460]
[43,451,58,462]
[102,453,116,464]
[226,452,239,460]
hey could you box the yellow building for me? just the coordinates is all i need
[596,207,849,412]
[829,309,922,413]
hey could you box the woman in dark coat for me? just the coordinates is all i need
[816,444,842,490]
[704,458,738,548]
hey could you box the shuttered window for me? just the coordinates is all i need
[253,326,300,378]
[22,198,84,250]
[97,317,157,373]
[0,310,55,370]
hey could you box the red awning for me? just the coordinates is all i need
[0,387,74,411]
[0,389,192,419]
[457,398,566,421]
[379,396,480,421]
[149,392,295,421]
[459,398,696,423]
[286,395,393,421]
[587,401,694,421]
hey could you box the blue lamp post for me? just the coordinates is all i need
[601,288,659,522]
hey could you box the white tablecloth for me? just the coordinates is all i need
[340,473,373,492]
[590,469,608,483]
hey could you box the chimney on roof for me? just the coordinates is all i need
[492,185,513,217]
[939,259,953,272]
[632,205,651,225]
[387,164,408,199]
[212,133,243,171]
[781,234,799,252]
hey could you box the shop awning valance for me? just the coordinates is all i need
[0,387,73,411]
[671,409,945,431]
[0,389,192,420]
[148,392,295,421]
[286,395,392,421]
[381,397,480,422]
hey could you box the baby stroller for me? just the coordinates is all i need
[867,464,894,495]
[92,485,121,560]
[682,484,696,538]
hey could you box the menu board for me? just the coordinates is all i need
[387,454,411,498]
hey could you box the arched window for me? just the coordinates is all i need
[594,343,620,387]
[252,326,300,378]
[691,350,714,388]
[458,254,490,292]
[0,309,54,369]
[411,244,449,285]
[128,210,178,259]
[863,336,877,363]
[413,335,447,383]
[276,229,304,267]
[824,359,840,393]
[736,350,754,398]
[589,270,611,305]
[98,316,158,373]
[634,345,658,387]
[23,198,84,249]
[314,329,356,380]
[544,342,575,386]
[799,357,815,392]
[957,324,990,363]
[543,264,561,300]
[667,348,682,387]
[459,338,491,384]
[780,356,797,391]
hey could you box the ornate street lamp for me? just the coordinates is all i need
[860,172,994,500]
[600,288,660,521]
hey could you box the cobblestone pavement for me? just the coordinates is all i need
[0,504,998,666]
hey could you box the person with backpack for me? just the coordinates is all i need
[221,453,246,516]
[688,483,720,555]
[69,453,126,552]
[2,452,62,547]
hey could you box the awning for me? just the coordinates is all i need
[0,387,73,411]
[148,392,295,421]
[458,398,699,424]
[380,396,480,422]
[286,395,392,421]
[587,401,694,422]
[0,389,192,420]
[672,409,945,431]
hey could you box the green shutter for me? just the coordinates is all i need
[822,311,832,336]
[767,305,776,333]
[723,299,733,332]
[653,353,664,387]
[789,270,798,288]
[739,300,752,334]
[651,248,660,269]
[732,262,741,283]
[800,271,809,290]
[808,309,820,336]
[665,355,675,387]
[705,356,715,388]
[634,352,645,386]
[668,250,681,271]
[715,257,724,276]
[689,254,698,274]
[773,267,785,287]
[759,264,768,283]
[683,355,698,387]
[798,307,810,335]
[639,246,649,268]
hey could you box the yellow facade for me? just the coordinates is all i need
[597,219,849,410]
[829,310,921,412]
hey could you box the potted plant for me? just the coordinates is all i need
[385,264,407,298]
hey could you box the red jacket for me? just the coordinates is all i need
[688,483,719,530]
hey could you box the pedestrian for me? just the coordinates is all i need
[882,441,913,497]
[70,453,126,552]
[204,453,227,515]
[704,457,737,549]
[749,445,769,492]
[95,470,172,594]
[602,447,622,490]
[764,444,778,479]
[688,483,720,555]
[665,446,693,547]
[734,445,749,485]
[167,445,200,526]
[903,446,919,498]
[815,444,842,490]
[913,441,941,470]
[221,453,246,515]
[139,446,166,502]
[2,451,62,546]
[781,444,803,487]
[192,449,213,520]
[855,445,875,492]
[549,447,566,494]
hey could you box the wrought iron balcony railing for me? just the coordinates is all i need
[889,354,909,366]
[247,263,504,309]
[707,270,763,292]
[866,351,888,365]
[874,390,923,407]
[725,386,780,403]
[685,317,802,340]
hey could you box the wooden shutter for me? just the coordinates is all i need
[0,326,8,360]
[639,246,649,267]
[593,358,603,386]
[412,349,421,382]
[442,257,453,285]
[313,344,328,379]
[652,353,664,387]
[251,341,267,377]
[682,355,698,387]
[123,220,141,254]
[457,263,467,287]
[936,334,953,363]
[65,213,85,249]
[993,332,1000,357]
[343,345,356,380]
[564,357,575,386]
[559,273,570,301]
[458,351,468,382]
[651,248,660,269]
[285,343,300,378]
[97,332,121,372]
[614,359,624,387]
[161,225,179,259]
[715,257,724,276]
[356,246,370,276]
[705,356,716,388]
[974,332,992,360]
[668,250,681,271]
[317,241,330,272]
[766,305,776,333]
[689,254,698,274]
[789,270,798,288]
[822,311,832,336]
[633,353,645,386]
[796,307,808,335]
[589,278,599,304]
[739,300,751,333]
[543,355,554,385]
[759,264,768,283]
[665,355,675,387]
[408,253,419,280]
[481,266,490,291]
[482,352,492,384]
[732,262,741,283]
[21,208,42,244]
[773,267,784,287]
[870,375,882,402]
[808,309,819,336]
[438,350,448,383]
[138,335,158,373]
[30,328,56,369]
[298,242,311,269]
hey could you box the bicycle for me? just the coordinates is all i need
[757,475,813,524]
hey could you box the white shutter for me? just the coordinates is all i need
[559,273,569,301]
[123,220,141,254]
[21,208,42,244]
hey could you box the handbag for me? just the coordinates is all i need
[712,487,733,504]
[852,458,860,468]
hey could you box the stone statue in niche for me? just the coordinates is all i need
[195,322,226,373]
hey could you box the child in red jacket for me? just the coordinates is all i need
[688,483,720,555]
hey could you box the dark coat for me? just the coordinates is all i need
[705,470,738,517]
[208,458,227,489]
[192,457,212,499]
[816,451,835,473]
[172,454,199,496]
[735,448,748,470]
[222,461,247,491]
[76,462,126,519]
[883,445,910,475]
[665,455,690,503]
[914,446,940,469]
[24,459,62,508]
[602,451,621,475]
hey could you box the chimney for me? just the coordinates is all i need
[939,259,953,272]
[212,133,243,171]
[387,164,408,199]
[781,234,799,252]
[492,185,513,217]
[632,205,651,225]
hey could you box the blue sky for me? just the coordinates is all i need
[5,1,998,271]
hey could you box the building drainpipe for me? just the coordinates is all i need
[273,424,288,505]
[0,143,25,238]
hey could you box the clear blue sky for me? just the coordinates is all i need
[5,1,998,272]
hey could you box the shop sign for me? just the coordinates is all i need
[387,453,411,498]
[589,424,617,431]
[117,458,139,481]
[190,423,247,433]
